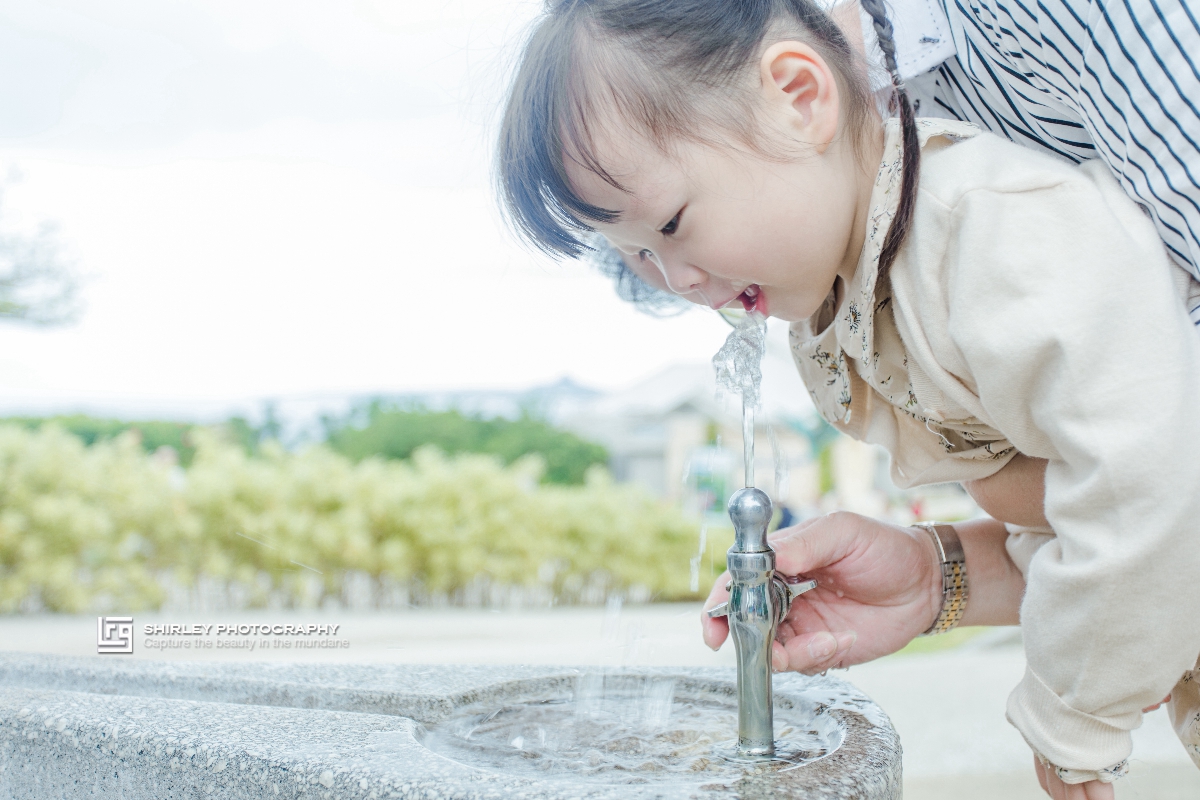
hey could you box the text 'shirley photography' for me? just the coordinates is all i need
[95,615,349,654]
[140,621,348,652]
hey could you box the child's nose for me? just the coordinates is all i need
[646,250,708,295]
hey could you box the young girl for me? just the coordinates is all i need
[495,0,1200,795]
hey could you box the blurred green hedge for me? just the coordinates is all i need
[0,425,727,613]
[324,405,609,485]
[1,414,199,463]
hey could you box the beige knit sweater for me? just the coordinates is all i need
[791,118,1200,776]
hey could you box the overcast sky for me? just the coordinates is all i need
[0,0,780,420]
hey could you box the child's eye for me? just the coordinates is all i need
[660,209,683,236]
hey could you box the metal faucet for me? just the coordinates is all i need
[707,487,817,759]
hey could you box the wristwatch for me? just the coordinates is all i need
[914,522,968,635]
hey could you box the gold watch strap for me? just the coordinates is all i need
[915,523,968,636]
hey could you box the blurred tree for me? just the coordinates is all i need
[0,206,79,325]
[325,404,608,485]
[216,402,286,455]
[258,402,283,442]
[220,416,262,454]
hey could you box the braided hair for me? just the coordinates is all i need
[858,0,920,278]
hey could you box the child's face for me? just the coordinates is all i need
[564,42,876,323]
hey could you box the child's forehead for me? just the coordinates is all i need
[562,124,684,217]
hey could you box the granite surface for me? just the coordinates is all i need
[0,652,901,799]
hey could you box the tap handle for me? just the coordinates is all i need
[706,578,814,620]
[784,577,818,600]
[770,576,817,627]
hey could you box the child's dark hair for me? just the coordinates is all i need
[496,0,919,293]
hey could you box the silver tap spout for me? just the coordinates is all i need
[708,487,817,760]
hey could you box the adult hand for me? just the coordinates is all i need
[1033,755,1116,800]
[701,511,942,673]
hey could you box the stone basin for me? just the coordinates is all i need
[0,653,901,798]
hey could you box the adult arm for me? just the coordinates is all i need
[933,0,1200,285]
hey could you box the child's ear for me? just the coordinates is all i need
[759,41,841,151]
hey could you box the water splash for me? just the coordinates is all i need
[688,524,709,593]
[767,423,789,503]
[712,312,768,487]
[424,674,842,787]
[602,596,623,642]
[712,312,768,409]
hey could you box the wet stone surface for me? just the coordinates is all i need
[422,672,846,786]
[0,652,901,799]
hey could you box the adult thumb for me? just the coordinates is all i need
[769,511,864,576]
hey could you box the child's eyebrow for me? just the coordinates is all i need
[598,213,658,244]
[613,194,672,228]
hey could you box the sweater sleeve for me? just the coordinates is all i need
[941,165,1200,774]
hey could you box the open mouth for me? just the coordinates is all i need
[738,284,765,315]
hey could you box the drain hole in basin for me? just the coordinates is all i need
[421,674,844,787]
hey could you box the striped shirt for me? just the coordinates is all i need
[876,0,1200,323]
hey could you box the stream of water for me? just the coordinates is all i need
[712,312,768,488]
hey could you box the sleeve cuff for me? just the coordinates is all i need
[1007,665,1137,773]
[1036,752,1129,785]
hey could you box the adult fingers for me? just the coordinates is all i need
[776,630,857,674]
[772,640,789,671]
[766,513,822,543]
[769,512,866,578]
[770,631,852,673]
[701,570,731,650]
